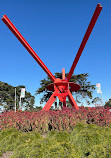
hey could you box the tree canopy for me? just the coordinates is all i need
[35,73,96,106]
[0,81,35,110]
[104,99,111,108]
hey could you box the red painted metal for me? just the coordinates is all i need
[54,93,68,97]
[62,68,65,80]
[67,3,102,81]
[2,3,102,110]
[42,92,56,110]
[47,82,80,92]
[67,89,79,109]
[2,15,55,83]
[63,100,66,107]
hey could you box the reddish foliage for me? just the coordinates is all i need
[0,106,111,132]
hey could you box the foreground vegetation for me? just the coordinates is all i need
[0,107,111,133]
[0,107,111,157]
[0,124,111,158]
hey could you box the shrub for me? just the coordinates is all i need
[0,128,42,157]
[70,123,111,157]
[0,124,111,158]
[0,106,111,133]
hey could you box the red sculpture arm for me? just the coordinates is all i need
[67,4,102,82]
[67,89,79,109]
[42,92,56,110]
[2,15,56,82]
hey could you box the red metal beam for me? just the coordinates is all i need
[62,68,65,80]
[67,89,79,109]
[67,4,102,81]
[63,100,66,107]
[2,15,56,82]
[54,93,68,97]
[42,92,56,110]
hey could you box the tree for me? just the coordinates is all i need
[35,73,95,106]
[0,81,35,110]
[35,106,42,110]
[104,99,111,108]
[91,97,102,106]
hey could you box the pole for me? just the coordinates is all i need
[101,92,104,106]
[20,96,21,110]
[15,88,16,112]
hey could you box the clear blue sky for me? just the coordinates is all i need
[0,0,111,107]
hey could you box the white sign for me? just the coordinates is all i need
[96,83,102,93]
[21,88,25,98]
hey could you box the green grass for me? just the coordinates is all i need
[0,124,111,158]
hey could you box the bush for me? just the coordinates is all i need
[70,123,111,157]
[0,107,111,133]
[0,124,111,158]
[0,128,42,157]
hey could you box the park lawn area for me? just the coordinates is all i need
[0,123,111,158]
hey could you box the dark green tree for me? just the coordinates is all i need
[104,99,111,108]
[91,97,102,106]
[35,73,95,105]
[0,81,35,110]
[35,106,42,110]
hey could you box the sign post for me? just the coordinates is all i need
[96,83,101,93]
[21,88,25,98]
[96,83,103,106]
[19,88,25,110]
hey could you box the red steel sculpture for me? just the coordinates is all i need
[2,4,102,110]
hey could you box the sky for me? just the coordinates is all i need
[0,0,111,108]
